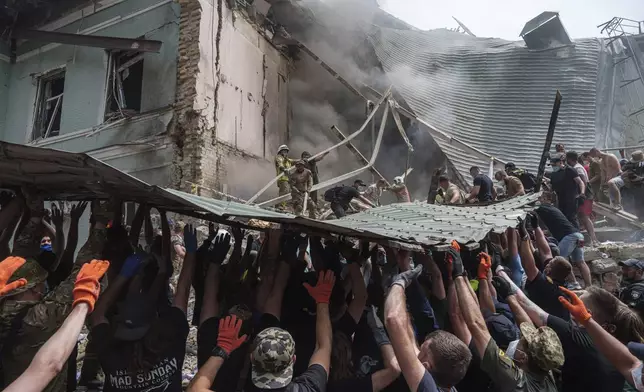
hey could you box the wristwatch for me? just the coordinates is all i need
[212,346,229,361]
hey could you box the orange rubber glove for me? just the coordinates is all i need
[0,256,27,296]
[303,270,336,304]
[477,252,492,280]
[558,286,592,325]
[73,260,110,312]
[216,315,248,355]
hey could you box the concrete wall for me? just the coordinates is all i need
[0,0,180,187]
[176,0,290,199]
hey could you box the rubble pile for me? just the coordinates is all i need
[574,243,644,292]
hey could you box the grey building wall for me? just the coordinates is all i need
[0,0,180,187]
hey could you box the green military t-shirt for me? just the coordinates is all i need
[480,338,558,392]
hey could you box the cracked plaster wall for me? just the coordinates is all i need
[174,0,290,198]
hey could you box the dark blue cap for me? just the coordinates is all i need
[485,313,520,350]
[619,259,644,270]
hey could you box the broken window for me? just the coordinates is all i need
[105,50,144,120]
[32,69,65,140]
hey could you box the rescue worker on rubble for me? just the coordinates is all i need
[495,170,525,198]
[301,150,329,206]
[467,166,496,203]
[437,175,464,204]
[387,176,411,203]
[289,160,316,218]
[275,145,294,209]
[363,179,388,206]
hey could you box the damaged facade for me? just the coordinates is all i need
[0,0,290,203]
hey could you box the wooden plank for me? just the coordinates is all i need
[594,201,644,229]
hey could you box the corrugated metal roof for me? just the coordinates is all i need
[323,193,540,245]
[366,27,601,183]
[0,141,537,247]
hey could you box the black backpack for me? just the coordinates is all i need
[511,169,537,191]
[324,186,342,202]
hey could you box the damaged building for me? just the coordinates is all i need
[0,0,643,205]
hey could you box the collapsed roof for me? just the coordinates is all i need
[272,0,616,185]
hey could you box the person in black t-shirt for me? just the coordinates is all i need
[547,154,585,229]
[90,224,197,392]
[467,166,496,203]
[535,198,591,289]
[330,181,375,218]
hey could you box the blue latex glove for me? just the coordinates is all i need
[184,224,198,253]
[119,253,145,278]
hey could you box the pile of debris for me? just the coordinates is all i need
[575,243,644,293]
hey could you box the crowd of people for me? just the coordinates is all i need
[1,175,644,392]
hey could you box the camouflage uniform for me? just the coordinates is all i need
[289,168,316,218]
[275,155,293,209]
[251,327,296,389]
[170,233,185,291]
[1,201,110,391]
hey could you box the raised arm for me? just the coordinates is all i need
[199,233,230,325]
[492,276,533,327]
[418,250,446,300]
[447,256,472,345]
[50,203,65,258]
[346,246,368,323]
[495,269,549,327]
[384,265,427,392]
[477,253,495,314]
[6,260,109,392]
[559,287,641,387]
[365,306,401,392]
[187,315,247,392]
[174,224,197,314]
[517,218,539,281]
[304,270,335,376]
[128,204,148,247]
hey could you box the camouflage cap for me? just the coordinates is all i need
[520,323,564,372]
[251,327,295,389]
[0,257,48,297]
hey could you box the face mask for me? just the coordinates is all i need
[40,243,53,252]
[506,339,520,359]
[631,361,644,391]
[552,166,562,172]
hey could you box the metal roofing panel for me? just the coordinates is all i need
[367,27,601,184]
[319,193,540,245]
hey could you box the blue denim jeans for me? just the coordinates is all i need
[559,232,584,264]
[507,254,526,288]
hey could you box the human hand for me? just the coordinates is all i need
[280,232,299,263]
[51,202,64,227]
[303,270,336,304]
[446,240,465,277]
[216,315,248,355]
[184,224,198,253]
[528,212,539,231]
[73,260,110,312]
[0,256,27,296]
[244,234,255,258]
[209,232,231,265]
[232,227,244,242]
[518,217,529,240]
[70,201,88,221]
[477,252,492,280]
[558,286,592,325]
[119,253,145,278]
[390,264,423,289]
[491,276,517,300]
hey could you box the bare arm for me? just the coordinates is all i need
[5,303,90,392]
[588,319,641,386]
[174,243,186,259]
[90,275,129,326]
[308,302,333,376]
[478,277,496,315]
[448,279,472,344]
[187,357,225,392]
[454,276,491,357]
[419,252,446,300]
[519,235,539,282]
[449,190,461,204]
[263,260,290,320]
[574,176,586,195]
[385,285,426,391]
[467,185,481,201]
[505,295,533,327]
[497,270,549,327]
[358,195,376,208]
[372,344,402,392]
[174,225,197,314]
